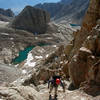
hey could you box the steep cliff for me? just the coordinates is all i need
[11,6,50,34]
[66,0,100,95]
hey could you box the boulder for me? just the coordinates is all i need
[11,6,50,34]
[81,60,100,96]
[69,47,92,88]
[62,61,69,78]
[82,35,96,53]
[64,44,73,58]
[0,86,41,100]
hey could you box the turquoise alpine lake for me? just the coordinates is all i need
[12,43,50,64]
[70,24,80,27]
[12,46,34,64]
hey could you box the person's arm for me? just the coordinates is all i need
[48,80,52,88]
[48,80,50,88]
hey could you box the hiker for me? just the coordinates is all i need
[48,72,65,98]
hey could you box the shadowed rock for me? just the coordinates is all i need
[0,8,14,17]
[11,6,50,34]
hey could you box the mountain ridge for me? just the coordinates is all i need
[35,0,89,24]
[0,8,14,17]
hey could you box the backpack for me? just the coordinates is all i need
[56,78,61,85]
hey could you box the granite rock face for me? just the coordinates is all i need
[69,0,100,59]
[0,8,14,17]
[0,86,41,100]
[11,6,50,34]
[67,0,100,92]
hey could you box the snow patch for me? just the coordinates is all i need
[91,56,95,59]
[0,99,4,100]
[10,38,14,40]
[65,61,68,64]
[73,55,77,62]
[67,90,73,93]
[46,54,49,58]
[35,56,43,59]
[47,37,52,39]
[1,33,9,35]
[22,70,27,74]
[52,45,57,47]
[0,21,9,24]
[20,78,24,82]
[38,48,45,53]
[74,58,77,62]
[87,36,91,39]
[80,47,92,53]
[15,64,19,67]
[60,61,63,64]
[24,53,36,67]
[81,97,85,100]
[35,37,38,39]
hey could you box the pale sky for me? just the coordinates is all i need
[0,0,60,13]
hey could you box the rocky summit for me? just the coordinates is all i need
[0,8,14,22]
[0,0,100,100]
[35,0,89,24]
[11,6,50,34]
[0,8,14,17]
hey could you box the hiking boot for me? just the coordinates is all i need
[54,94,57,98]
[49,95,52,100]
[54,94,57,100]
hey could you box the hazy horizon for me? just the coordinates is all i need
[0,0,60,14]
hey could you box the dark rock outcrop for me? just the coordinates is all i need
[11,6,50,34]
[0,8,14,17]
[0,14,13,22]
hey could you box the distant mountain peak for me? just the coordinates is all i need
[34,0,89,24]
[0,8,14,17]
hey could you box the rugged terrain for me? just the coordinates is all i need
[0,0,100,100]
[0,19,76,64]
[0,8,14,22]
[35,0,89,24]
[0,8,14,17]
[0,5,77,64]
